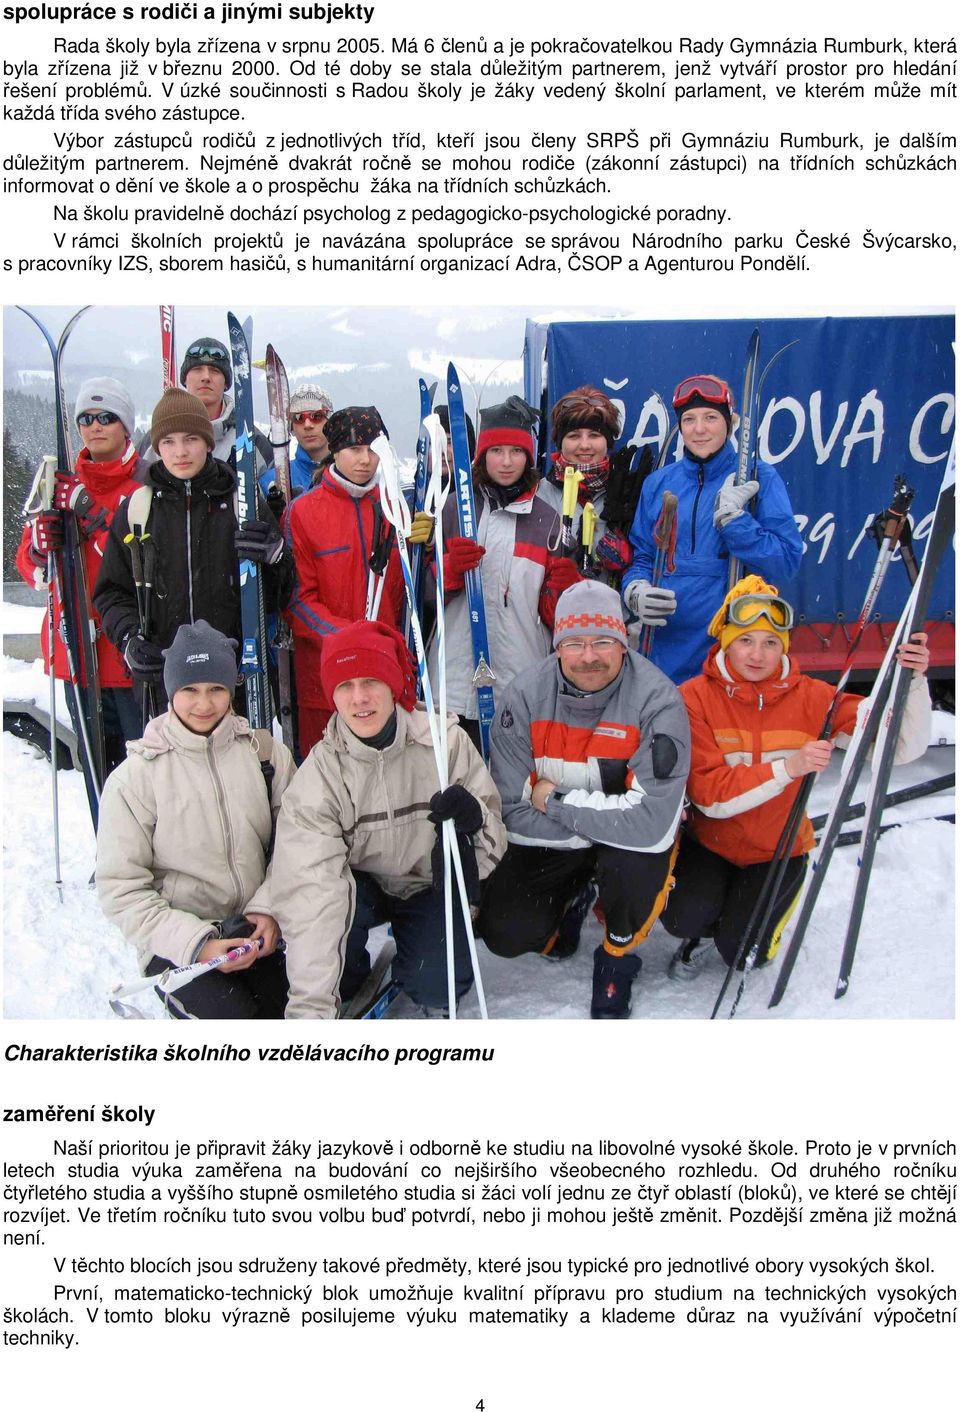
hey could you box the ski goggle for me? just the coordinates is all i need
[673,375,733,413]
[77,411,120,426]
[556,391,612,414]
[184,342,230,365]
[291,411,328,426]
[725,593,794,632]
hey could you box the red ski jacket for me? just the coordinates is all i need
[16,444,146,688]
[282,470,405,709]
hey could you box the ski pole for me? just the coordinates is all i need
[767,581,916,1009]
[579,501,599,574]
[834,448,955,999]
[561,464,584,552]
[447,364,496,760]
[639,491,678,658]
[109,940,262,1019]
[810,772,955,835]
[141,535,159,723]
[18,305,106,825]
[375,431,489,1019]
[728,327,760,589]
[725,334,800,589]
[263,343,298,755]
[407,377,436,662]
[428,413,459,1019]
[712,475,916,1019]
[35,456,65,902]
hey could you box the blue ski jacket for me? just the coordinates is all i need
[621,441,802,684]
[258,439,319,501]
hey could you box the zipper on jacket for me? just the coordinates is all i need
[690,467,704,554]
[185,480,195,623]
[204,739,245,910]
[377,751,395,828]
[355,497,369,569]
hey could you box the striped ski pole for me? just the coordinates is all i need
[374,430,489,1020]
[109,940,262,1019]
[639,491,678,657]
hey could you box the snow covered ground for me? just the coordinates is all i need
[2,652,954,1023]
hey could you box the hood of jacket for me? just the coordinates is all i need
[700,640,800,708]
[129,708,256,761]
[76,441,141,498]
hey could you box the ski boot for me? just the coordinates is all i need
[542,881,598,961]
[668,937,710,981]
[590,946,641,1019]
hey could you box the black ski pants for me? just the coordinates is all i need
[66,684,142,778]
[146,950,289,1020]
[661,834,807,966]
[478,841,676,958]
[344,871,475,1011]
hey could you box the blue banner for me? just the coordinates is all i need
[526,315,955,654]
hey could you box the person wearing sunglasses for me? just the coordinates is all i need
[478,579,689,1019]
[139,336,274,474]
[622,373,802,685]
[17,377,148,773]
[662,575,931,979]
[258,384,334,514]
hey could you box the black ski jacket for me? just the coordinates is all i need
[93,455,293,658]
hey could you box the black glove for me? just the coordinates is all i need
[123,633,165,683]
[236,518,284,565]
[428,786,483,904]
[430,829,481,906]
[265,484,286,520]
[428,784,483,835]
[216,915,257,941]
[603,444,652,534]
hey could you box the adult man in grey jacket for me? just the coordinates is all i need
[478,581,690,1018]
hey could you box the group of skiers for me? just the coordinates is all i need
[18,339,932,1020]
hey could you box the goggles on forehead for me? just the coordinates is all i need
[555,392,614,423]
[725,593,794,632]
[185,342,229,364]
[673,375,733,413]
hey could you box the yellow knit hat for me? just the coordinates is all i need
[708,574,791,652]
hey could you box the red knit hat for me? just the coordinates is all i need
[321,621,418,711]
[474,396,539,467]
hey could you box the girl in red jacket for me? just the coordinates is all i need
[663,575,931,976]
[17,377,146,773]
